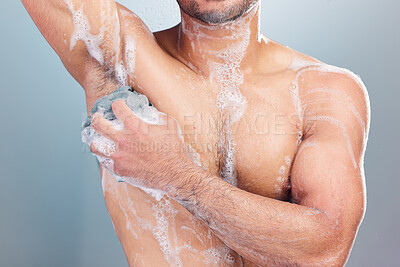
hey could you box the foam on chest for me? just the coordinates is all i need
[172,94,299,200]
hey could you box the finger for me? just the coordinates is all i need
[91,142,123,163]
[112,100,140,131]
[91,113,122,141]
[90,143,109,158]
[110,152,123,160]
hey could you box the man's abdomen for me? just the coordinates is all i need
[100,167,242,266]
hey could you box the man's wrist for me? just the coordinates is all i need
[165,158,213,205]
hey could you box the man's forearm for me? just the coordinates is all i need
[168,164,346,266]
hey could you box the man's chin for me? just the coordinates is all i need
[178,0,258,24]
[190,10,246,24]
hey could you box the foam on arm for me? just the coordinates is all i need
[290,66,370,264]
[21,0,124,87]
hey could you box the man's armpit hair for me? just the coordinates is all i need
[86,60,122,97]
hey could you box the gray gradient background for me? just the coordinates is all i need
[0,0,398,266]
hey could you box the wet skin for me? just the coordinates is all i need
[22,0,370,266]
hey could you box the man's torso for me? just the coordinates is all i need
[93,7,323,267]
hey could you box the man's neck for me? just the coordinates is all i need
[177,3,262,76]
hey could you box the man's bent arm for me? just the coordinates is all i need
[172,163,354,266]
[168,74,370,266]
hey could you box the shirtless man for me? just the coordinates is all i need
[21,0,370,266]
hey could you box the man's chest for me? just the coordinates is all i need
[147,77,300,200]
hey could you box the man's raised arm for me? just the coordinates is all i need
[21,0,176,101]
[21,0,123,90]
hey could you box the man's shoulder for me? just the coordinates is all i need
[264,41,370,136]
[295,61,369,112]
[262,39,369,105]
[279,46,368,105]
[283,49,371,139]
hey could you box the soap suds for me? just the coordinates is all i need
[66,0,135,87]
[124,36,137,78]
[66,0,105,64]
[208,19,253,187]
[201,246,236,265]
[275,155,292,194]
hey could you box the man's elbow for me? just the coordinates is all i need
[299,222,357,266]
[303,247,350,267]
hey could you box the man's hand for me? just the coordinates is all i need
[90,100,193,191]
